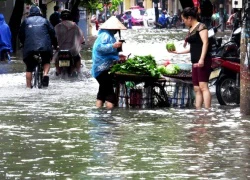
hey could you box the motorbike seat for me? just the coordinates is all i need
[222,57,240,63]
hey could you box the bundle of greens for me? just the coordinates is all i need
[110,55,161,78]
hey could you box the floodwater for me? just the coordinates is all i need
[1,28,250,179]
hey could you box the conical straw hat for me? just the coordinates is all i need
[100,16,127,30]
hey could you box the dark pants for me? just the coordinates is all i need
[96,70,116,104]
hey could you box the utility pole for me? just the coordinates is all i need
[219,0,225,32]
[240,0,250,115]
[153,0,159,25]
[162,0,166,10]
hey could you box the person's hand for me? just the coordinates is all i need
[119,54,126,61]
[113,42,122,49]
[168,50,178,54]
[193,60,204,68]
[226,21,231,25]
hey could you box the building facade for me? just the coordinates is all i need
[122,0,234,15]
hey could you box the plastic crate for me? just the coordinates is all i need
[117,83,153,108]
[116,79,194,109]
[154,80,195,108]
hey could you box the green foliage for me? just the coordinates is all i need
[110,55,161,78]
[80,0,122,12]
[80,0,103,11]
[109,0,123,12]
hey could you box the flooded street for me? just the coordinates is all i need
[1,28,250,179]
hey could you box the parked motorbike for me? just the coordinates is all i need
[209,26,241,105]
[208,24,222,56]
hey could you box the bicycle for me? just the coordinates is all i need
[32,52,43,89]
[151,81,170,108]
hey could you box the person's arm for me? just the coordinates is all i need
[96,34,122,55]
[196,28,209,67]
[96,41,122,54]
[18,21,26,45]
[227,13,235,25]
[169,48,190,54]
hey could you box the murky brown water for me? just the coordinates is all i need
[0,28,249,179]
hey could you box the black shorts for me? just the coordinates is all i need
[96,70,116,104]
[24,51,51,72]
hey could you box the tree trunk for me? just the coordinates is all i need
[70,0,80,24]
[154,3,159,25]
[240,8,250,115]
[8,0,25,54]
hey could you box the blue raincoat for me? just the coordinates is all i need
[0,14,13,54]
[158,13,167,26]
[91,30,119,78]
[18,6,56,59]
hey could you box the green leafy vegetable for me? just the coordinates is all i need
[158,64,180,75]
[157,65,168,75]
[166,42,176,51]
[110,55,161,78]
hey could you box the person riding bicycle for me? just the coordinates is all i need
[19,5,57,88]
[54,9,85,76]
[0,14,13,61]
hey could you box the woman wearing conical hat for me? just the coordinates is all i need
[92,16,127,110]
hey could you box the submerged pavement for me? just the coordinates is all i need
[0,27,248,180]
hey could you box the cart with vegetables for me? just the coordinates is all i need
[111,55,195,108]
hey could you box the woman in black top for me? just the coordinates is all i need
[168,7,211,109]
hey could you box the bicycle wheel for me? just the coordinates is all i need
[37,64,43,89]
[152,83,170,107]
[33,66,39,88]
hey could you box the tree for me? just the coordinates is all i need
[70,0,81,24]
[80,0,122,13]
[8,0,32,54]
[8,0,25,54]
